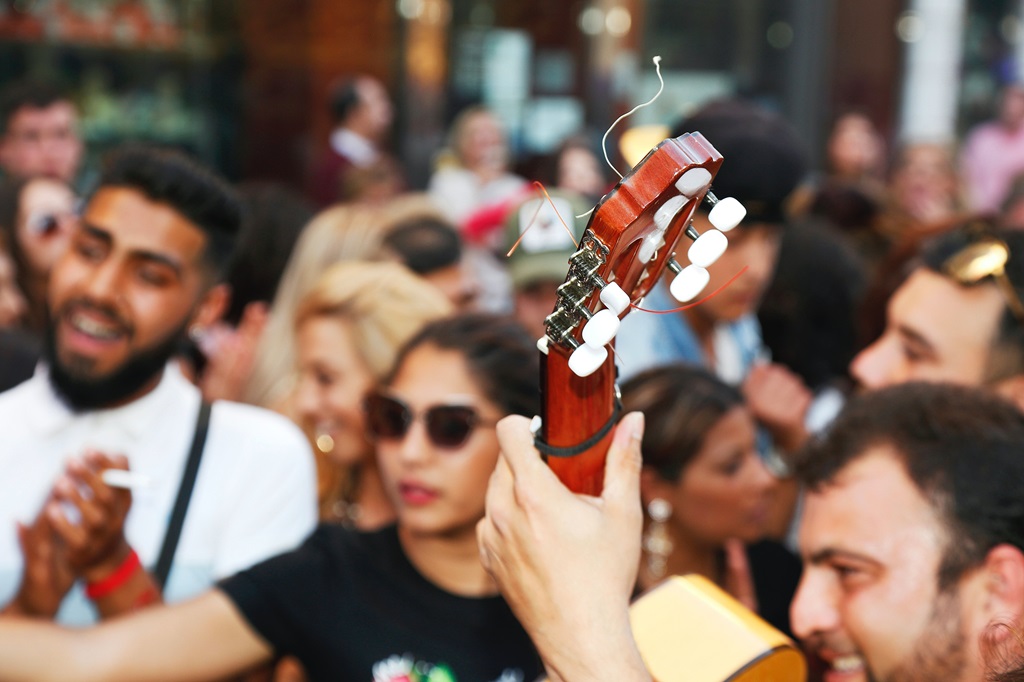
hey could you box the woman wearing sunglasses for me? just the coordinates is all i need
[291,259,451,525]
[0,175,77,335]
[0,312,544,682]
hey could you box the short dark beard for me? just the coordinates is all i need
[872,585,968,682]
[45,315,190,412]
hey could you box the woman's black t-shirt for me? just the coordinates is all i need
[220,524,542,682]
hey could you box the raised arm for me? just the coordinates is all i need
[0,589,272,682]
[477,412,652,682]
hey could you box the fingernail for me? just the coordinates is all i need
[615,412,644,448]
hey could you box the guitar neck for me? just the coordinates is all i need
[539,133,723,495]
[541,345,616,495]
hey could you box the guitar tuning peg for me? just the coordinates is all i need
[638,232,665,263]
[581,308,620,347]
[568,341,608,377]
[599,282,630,315]
[704,192,746,232]
[675,167,713,198]
[687,228,728,267]
[669,264,710,302]
[654,195,687,232]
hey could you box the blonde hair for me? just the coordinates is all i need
[244,199,439,408]
[295,260,453,380]
[297,261,452,516]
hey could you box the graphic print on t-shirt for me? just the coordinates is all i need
[372,654,524,682]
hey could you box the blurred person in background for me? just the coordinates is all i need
[546,135,608,207]
[0,235,28,329]
[878,141,965,240]
[243,194,459,410]
[851,223,1024,414]
[501,187,588,340]
[616,99,814,465]
[308,75,401,207]
[428,106,527,232]
[191,182,314,404]
[0,80,83,186]
[0,175,78,335]
[824,111,887,195]
[429,106,528,314]
[961,83,1024,214]
[292,260,451,526]
[380,212,479,311]
[0,235,36,392]
[624,365,801,638]
[242,202,396,410]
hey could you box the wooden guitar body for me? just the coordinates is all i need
[632,576,805,682]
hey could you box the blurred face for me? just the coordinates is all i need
[0,102,82,183]
[1000,87,1024,130]
[375,344,503,539]
[828,113,883,179]
[558,146,604,198]
[664,407,776,545]
[890,145,957,223]
[850,269,1003,390]
[47,186,221,407]
[458,111,507,173]
[791,448,976,682]
[514,280,560,341]
[16,177,77,279]
[423,261,479,311]
[351,77,393,140]
[294,316,376,467]
[683,216,782,323]
[0,250,27,326]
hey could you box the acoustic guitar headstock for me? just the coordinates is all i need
[538,132,745,494]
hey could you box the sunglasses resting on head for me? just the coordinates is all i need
[943,233,1024,322]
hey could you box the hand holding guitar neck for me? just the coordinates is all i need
[536,132,742,495]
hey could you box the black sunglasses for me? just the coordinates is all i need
[364,392,495,449]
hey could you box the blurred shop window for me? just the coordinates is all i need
[0,0,242,179]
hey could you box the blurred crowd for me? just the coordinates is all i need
[2,70,1024,682]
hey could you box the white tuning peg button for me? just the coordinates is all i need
[600,282,630,315]
[707,197,746,232]
[653,195,686,232]
[638,232,665,263]
[676,168,712,198]
[568,343,608,377]
[687,228,728,268]
[669,264,710,302]
[582,309,620,347]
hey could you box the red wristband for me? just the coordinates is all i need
[84,549,141,600]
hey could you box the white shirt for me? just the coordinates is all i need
[330,128,379,167]
[0,364,317,625]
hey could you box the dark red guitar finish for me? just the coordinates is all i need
[542,133,723,494]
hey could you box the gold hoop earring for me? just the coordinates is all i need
[643,498,673,581]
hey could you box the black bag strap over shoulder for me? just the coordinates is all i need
[153,400,212,589]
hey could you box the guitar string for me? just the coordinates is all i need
[601,55,665,181]
[508,55,667,253]
[505,180,581,258]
